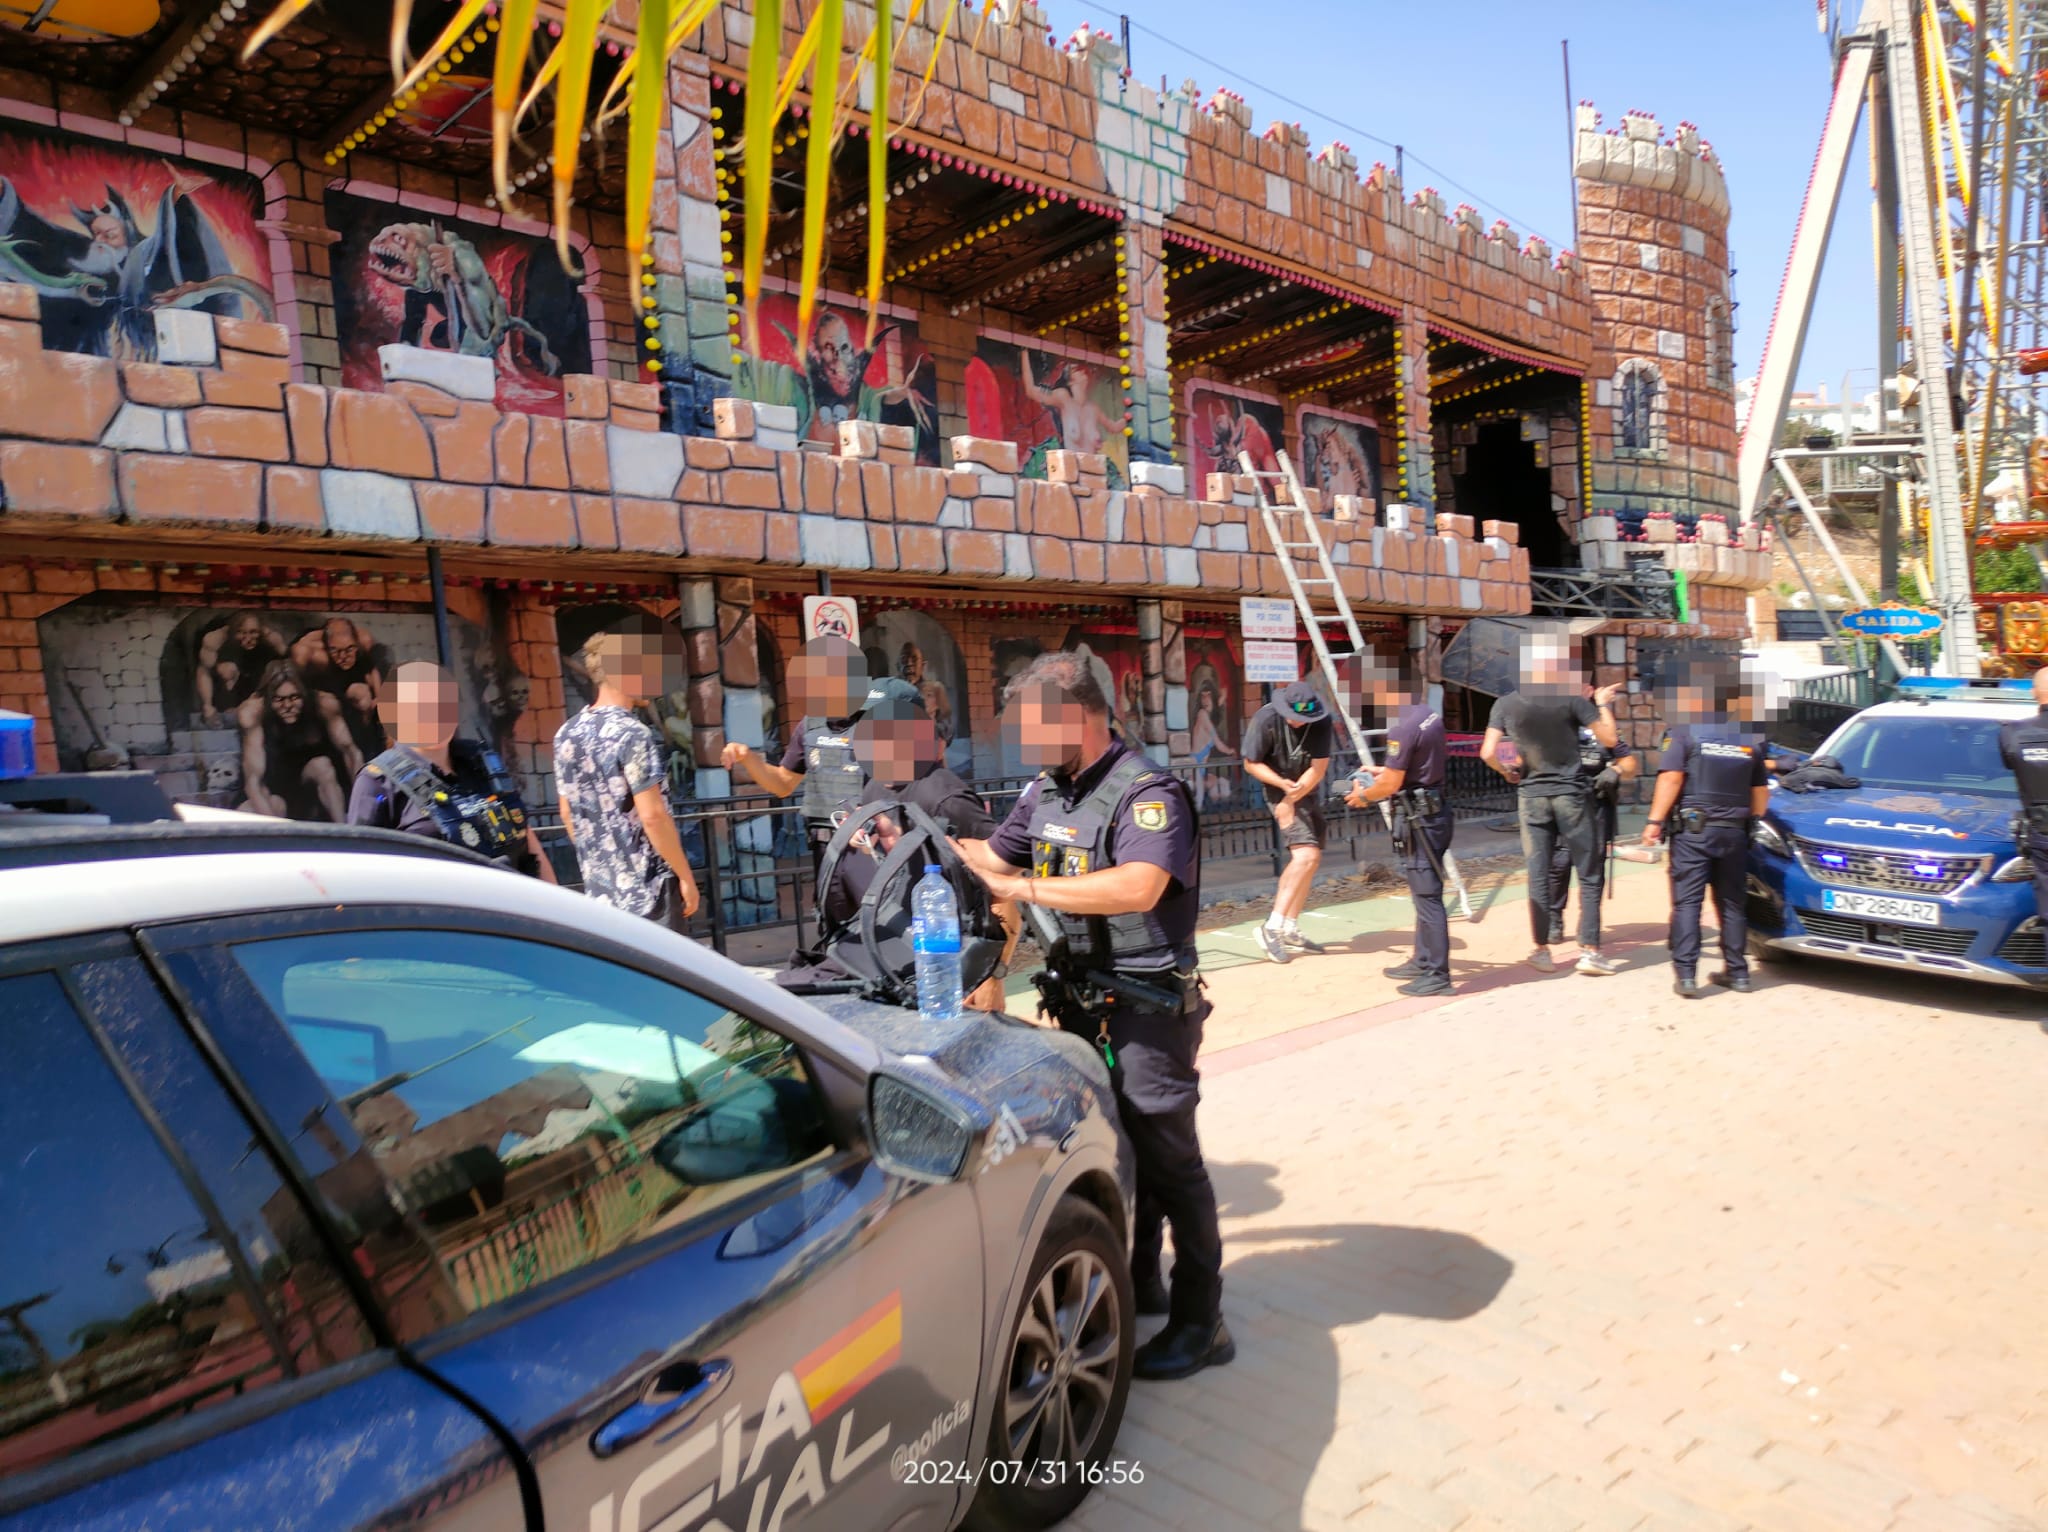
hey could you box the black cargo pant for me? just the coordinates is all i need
[1520,788,1604,948]
[1549,791,1616,941]
[1669,817,1751,978]
[1116,992,1224,1327]
[1397,801,1456,980]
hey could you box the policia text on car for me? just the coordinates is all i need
[955,651,1234,1383]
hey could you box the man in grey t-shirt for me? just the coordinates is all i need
[553,629,701,931]
[1480,640,1622,975]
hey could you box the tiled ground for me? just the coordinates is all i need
[1058,866,2048,1531]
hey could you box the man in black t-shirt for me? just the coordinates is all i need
[1240,680,1335,964]
[1547,688,1640,944]
[1480,640,1623,975]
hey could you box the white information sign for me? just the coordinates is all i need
[1243,639,1301,684]
[1239,596,1298,640]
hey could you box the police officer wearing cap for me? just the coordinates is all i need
[1997,666,2048,926]
[347,660,556,881]
[1641,670,1769,998]
[957,650,1232,1382]
[1345,666,1455,995]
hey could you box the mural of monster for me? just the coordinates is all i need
[327,189,592,415]
[735,290,940,465]
[0,125,272,360]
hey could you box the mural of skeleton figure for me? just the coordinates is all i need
[237,659,361,823]
[366,221,566,372]
[0,175,272,359]
[744,308,936,454]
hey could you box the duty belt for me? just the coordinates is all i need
[2025,803,2048,832]
[1395,786,1446,817]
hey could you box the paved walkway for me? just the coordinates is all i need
[1056,865,2048,1531]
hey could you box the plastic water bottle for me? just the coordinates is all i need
[911,864,964,1023]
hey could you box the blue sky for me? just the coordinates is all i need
[1056,0,1877,401]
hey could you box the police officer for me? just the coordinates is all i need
[347,660,556,880]
[957,650,1232,1382]
[723,638,883,922]
[1997,666,2048,926]
[1345,666,1455,995]
[1548,687,1639,946]
[1641,669,1769,998]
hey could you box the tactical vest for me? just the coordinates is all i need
[366,744,533,866]
[797,715,866,836]
[1677,724,1763,819]
[1025,751,1195,973]
[2003,710,2048,819]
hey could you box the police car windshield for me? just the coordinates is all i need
[1823,715,2018,797]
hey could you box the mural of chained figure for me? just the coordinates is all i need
[0,177,273,359]
[365,220,566,373]
[1018,353,1126,488]
[742,309,936,452]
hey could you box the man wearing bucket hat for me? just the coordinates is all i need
[1240,679,1335,963]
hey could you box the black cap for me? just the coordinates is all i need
[858,676,928,723]
[1276,680,1328,723]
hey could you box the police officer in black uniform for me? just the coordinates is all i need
[1997,666,2048,928]
[958,650,1232,1382]
[1642,668,1769,998]
[724,638,881,922]
[1345,665,1455,995]
[1548,688,1639,945]
[346,661,555,880]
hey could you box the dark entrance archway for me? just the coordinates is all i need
[1452,419,1569,567]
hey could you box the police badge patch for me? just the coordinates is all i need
[1133,801,1168,831]
[1387,740,1402,757]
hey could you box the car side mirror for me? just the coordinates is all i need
[866,1068,992,1183]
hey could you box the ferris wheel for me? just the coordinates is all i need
[1743,0,2048,676]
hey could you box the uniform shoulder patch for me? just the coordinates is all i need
[1659,734,1672,752]
[1386,739,1402,757]
[1132,800,1169,831]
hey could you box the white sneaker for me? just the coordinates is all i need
[1525,947,1557,972]
[1576,950,1623,976]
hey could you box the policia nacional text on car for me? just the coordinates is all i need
[1998,666,2048,928]
[955,651,1234,1383]
[1641,681,1771,999]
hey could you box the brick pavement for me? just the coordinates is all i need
[1059,867,2048,1531]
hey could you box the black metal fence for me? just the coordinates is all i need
[533,743,1519,957]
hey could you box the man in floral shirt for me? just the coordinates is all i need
[553,629,701,930]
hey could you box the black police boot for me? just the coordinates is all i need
[1384,957,1426,979]
[1396,974,1453,997]
[1709,970,1753,993]
[1673,971,1702,999]
[1133,1273,1171,1317]
[1133,1317,1235,1381]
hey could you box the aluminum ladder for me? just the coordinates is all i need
[1238,449,1471,919]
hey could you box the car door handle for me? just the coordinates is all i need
[591,1358,734,1459]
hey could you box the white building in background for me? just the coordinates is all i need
[1736,375,1901,438]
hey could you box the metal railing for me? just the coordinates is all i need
[1528,565,1682,619]
[1786,666,1880,710]
[533,747,1518,957]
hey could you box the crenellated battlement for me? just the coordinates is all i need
[1572,102,1729,221]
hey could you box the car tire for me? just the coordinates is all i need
[961,1196,1134,1532]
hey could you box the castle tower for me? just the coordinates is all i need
[1573,104,1739,568]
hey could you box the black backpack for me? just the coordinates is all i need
[775,798,1008,1007]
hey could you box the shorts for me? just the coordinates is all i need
[1277,798,1327,851]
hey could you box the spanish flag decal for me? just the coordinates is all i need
[795,1291,903,1420]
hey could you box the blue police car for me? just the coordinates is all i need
[1747,679,2047,988]
[0,798,1139,1531]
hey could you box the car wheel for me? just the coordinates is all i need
[962,1197,1134,1532]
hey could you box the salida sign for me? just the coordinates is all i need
[1838,604,1945,638]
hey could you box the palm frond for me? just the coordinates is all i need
[395,0,492,99]
[549,0,606,270]
[490,0,542,206]
[239,0,319,62]
[795,0,844,350]
[902,0,960,130]
[865,0,893,345]
[625,0,672,267]
[741,0,785,354]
